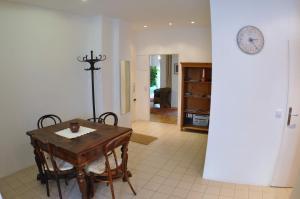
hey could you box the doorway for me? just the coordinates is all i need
[149,54,179,124]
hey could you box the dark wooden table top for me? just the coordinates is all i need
[26,118,132,155]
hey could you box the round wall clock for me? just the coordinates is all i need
[237,26,264,55]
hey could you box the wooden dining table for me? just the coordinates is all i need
[26,118,132,199]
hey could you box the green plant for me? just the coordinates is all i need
[150,66,158,87]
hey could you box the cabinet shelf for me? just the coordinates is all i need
[184,81,211,84]
[182,125,209,132]
[184,95,211,100]
[181,62,212,133]
[184,109,210,115]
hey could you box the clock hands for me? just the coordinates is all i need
[249,37,258,42]
[249,37,259,50]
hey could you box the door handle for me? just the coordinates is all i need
[287,107,299,126]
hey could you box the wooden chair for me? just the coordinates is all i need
[97,112,118,126]
[34,140,76,199]
[35,114,75,198]
[97,112,120,165]
[37,114,62,129]
[86,132,136,199]
[88,112,119,159]
[87,112,118,126]
[35,114,64,183]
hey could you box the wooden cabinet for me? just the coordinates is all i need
[180,62,212,132]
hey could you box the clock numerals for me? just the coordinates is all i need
[237,26,264,55]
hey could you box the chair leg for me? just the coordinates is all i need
[88,175,95,198]
[124,170,136,195]
[64,177,68,186]
[45,174,50,197]
[56,177,63,199]
[107,169,115,199]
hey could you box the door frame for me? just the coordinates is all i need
[133,53,181,127]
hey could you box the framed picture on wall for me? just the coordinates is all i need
[174,63,178,75]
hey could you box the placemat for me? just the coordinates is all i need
[55,126,96,139]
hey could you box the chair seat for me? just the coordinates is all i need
[86,150,122,174]
[44,153,74,171]
[48,159,73,171]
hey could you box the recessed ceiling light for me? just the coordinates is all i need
[143,25,148,28]
[81,0,87,2]
[190,21,196,24]
[168,22,173,26]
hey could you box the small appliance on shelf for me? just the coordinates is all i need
[192,114,209,127]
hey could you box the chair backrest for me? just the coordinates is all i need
[37,114,62,129]
[97,112,118,126]
[104,132,131,153]
[34,139,60,173]
[103,132,132,167]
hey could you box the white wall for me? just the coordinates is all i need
[288,0,300,41]
[134,26,212,123]
[95,17,135,127]
[0,1,102,177]
[134,27,211,62]
[0,1,134,177]
[112,20,135,127]
[292,174,300,199]
[204,0,300,186]
[171,54,179,108]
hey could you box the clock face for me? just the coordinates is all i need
[237,26,264,54]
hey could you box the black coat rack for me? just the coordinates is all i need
[77,51,106,122]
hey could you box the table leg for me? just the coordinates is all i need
[76,166,89,199]
[33,147,45,184]
[121,145,132,182]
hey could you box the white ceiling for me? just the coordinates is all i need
[7,0,211,28]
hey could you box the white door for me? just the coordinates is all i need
[134,55,150,121]
[272,41,300,187]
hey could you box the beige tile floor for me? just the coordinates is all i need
[0,121,293,199]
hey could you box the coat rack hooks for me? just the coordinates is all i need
[77,50,107,122]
